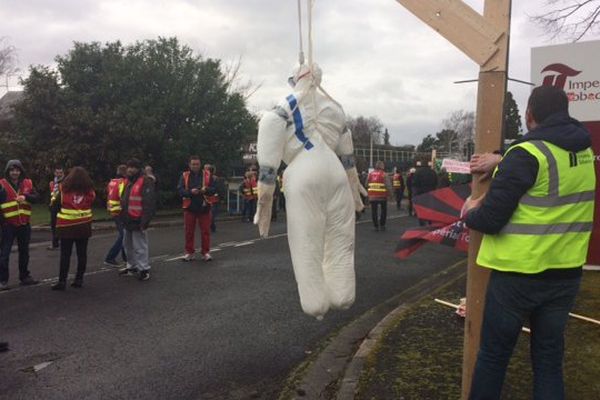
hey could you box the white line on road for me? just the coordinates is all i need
[1,213,408,294]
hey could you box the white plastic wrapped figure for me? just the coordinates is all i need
[254,63,364,319]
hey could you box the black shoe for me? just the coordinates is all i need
[138,271,150,281]
[0,342,9,352]
[373,226,380,232]
[71,279,83,288]
[51,282,66,291]
[380,226,386,231]
[20,276,39,286]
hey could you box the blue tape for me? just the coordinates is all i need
[286,95,314,150]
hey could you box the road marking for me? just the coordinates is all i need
[1,212,409,293]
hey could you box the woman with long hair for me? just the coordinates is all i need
[51,167,96,291]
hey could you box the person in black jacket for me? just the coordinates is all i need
[412,161,438,225]
[178,155,217,262]
[118,159,156,281]
[463,86,595,400]
[0,160,40,290]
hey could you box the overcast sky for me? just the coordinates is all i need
[0,0,594,145]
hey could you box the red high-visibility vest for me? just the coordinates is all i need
[367,170,388,199]
[127,177,145,219]
[203,170,219,205]
[182,171,218,209]
[242,178,255,200]
[0,178,33,226]
[392,173,403,189]
[57,190,94,227]
[107,178,127,216]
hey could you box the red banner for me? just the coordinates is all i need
[586,121,600,265]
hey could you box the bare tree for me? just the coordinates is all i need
[443,110,475,159]
[347,115,384,147]
[531,0,600,42]
[0,37,19,90]
[222,55,262,100]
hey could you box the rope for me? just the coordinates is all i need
[297,0,305,65]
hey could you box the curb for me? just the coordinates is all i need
[336,262,468,400]
[281,258,467,400]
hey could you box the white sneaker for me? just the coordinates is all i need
[182,253,195,262]
[202,253,213,262]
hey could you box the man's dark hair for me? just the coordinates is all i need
[527,85,569,124]
[116,164,127,176]
[126,158,142,169]
[54,166,64,171]
[189,155,201,162]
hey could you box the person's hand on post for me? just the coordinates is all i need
[254,181,274,238]
[470,153,502,182]
[191,188,200,195]
[460,194,485,218]
[16,195,26,203]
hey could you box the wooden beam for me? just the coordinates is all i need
[461,2,511,399]
[395,0,503,66]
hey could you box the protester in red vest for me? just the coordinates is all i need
[48,165,64,250]
[104,164,128,267]
[118,159,156,281]
[392,167,405,210]
[178,155,217,262]
[0,160,40,290]
[240,170,257,222]
[367,161,392,231]
[51,167,96,291]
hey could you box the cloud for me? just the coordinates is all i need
[0,0,584,146]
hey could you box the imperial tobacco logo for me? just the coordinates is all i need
[541,63,600,102]
[541,63,582,88]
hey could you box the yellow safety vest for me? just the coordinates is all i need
[477,140,596,273]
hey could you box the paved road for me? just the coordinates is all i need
[0,209,464,400]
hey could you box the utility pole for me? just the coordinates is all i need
[369,131,374,169]
[394,1,511,398]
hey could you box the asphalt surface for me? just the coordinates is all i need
[0,208,464,400]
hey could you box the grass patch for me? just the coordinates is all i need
[357,271,600,400]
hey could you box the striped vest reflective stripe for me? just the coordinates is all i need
[127,177,145,219]
[0,178,33,226]
[477,140,596,273]
[368,170,388,199]
[57,191,93,227]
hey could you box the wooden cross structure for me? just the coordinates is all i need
[394,1,512,398]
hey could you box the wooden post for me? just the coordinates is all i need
[395,1,512,398]
[461,3,511,398]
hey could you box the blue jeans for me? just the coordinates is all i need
[470,269,581,400]
[242,199,256,222]
[105,217,127,262]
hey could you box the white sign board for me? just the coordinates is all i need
[441,159,471,174]
[531,40,600,122]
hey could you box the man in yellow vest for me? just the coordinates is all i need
[463,86,596,400]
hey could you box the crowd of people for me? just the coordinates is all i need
[0,147,469,296]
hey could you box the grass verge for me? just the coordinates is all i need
[356,271,600,399]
